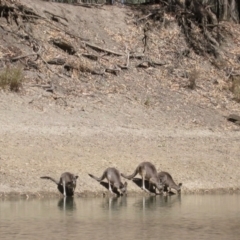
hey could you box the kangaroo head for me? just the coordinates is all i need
[151,178,163,191]
[177,183,182,193]
[119,182,128,194]
[68,175,78,188]
[74,175,79,181]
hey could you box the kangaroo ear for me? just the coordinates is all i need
[124,182,128,187]
[179,183,182,187]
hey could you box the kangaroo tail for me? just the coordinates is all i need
[121,167,138,180]
[40,176,59,185]
[88,171,106,182]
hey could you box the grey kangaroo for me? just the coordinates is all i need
[158,171,182,194]
[121,162,163,194]
[40,172,78,197]
[88,167,127,195]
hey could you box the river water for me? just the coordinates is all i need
[1,194,240,240]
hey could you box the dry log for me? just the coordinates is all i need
[227,114,240,125]
[47,58,66,65]
[82,54,99,61]
[137,60,166,68]
[51,39,76,55]
[105,68,121,75]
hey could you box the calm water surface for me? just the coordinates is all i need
[1,195,240,240]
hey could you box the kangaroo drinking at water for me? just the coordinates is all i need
[88,167,127,195]
[40,172,78,197]
[121,162,163,194]
[158,171,182,194]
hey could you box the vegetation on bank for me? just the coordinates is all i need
[0,0,240,107]
[0,66,23,92]
[40,0,240,103]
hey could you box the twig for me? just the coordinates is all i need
[73,3,104,9]
[18,13,44,20]
[136,13,154,23]
[125,52,130,68]
[118,51,129,69]
[129,53,144,59]
[43,10,68,22]
[83,42,144,59]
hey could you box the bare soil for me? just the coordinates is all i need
[0,1,240,198]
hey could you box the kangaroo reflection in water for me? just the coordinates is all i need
[101,196,127,211]
[138,195,182,211]
[58,197,76,211]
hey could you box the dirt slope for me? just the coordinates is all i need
[0,0,240,198]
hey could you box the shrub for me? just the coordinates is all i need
[0,66,24,92]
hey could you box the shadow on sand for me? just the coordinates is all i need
[132,177,157,194]
[99,182,121,197]
[132,178,176,195]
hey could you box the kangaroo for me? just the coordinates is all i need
[88,167,127,195]
[121,162,163,194]
[158,171,182,194]
[40,172,78,197]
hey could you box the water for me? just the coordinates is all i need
[1,195,240,240]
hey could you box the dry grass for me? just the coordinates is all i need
[231,75,240,102]
[0,66,24,92]
[188,68,200,90]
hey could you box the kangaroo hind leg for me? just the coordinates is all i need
[63,180,66,197]
[108,181,114,194]
[141,173,150,193]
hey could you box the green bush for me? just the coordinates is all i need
[0,66,24,92]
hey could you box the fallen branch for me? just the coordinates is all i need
[105,67,121,75]
[10,52,38,62]
[51,39,76,55]
[136,13,154,23]
[83,42,145,59]
[73,3,104,9]
[64,62,104,75]
[137,60,166,68]
[18,13,43,20]
[82,53,99,61]
[47,58,66,65]
[83,42,125,56]
[17,4,44,20]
